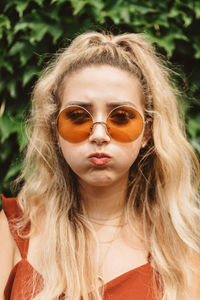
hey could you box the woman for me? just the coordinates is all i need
[0,31,200,300]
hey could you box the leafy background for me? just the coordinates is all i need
[0,0,200,206]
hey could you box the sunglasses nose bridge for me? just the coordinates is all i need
[91,121,108,132]
[89,121,110,142]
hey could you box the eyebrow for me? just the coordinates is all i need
[66,101,137,109]
[107,101,137,109]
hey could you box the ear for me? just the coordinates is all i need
[141,118,152,148]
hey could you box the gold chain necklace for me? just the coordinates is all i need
[94,215,125,284]
[88,213,123,222]
[90,218,127,228]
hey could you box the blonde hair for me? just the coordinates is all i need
[16,31,200,300]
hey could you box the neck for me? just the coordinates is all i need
[79,176,128,220]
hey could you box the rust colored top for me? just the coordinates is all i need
[1,195,159,300]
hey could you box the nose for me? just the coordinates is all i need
[88,122,111,144]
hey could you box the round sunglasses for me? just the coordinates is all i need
[57,105,145,143]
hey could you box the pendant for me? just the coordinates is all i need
[97,274,104,285]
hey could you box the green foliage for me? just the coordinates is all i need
[0,0,200,200]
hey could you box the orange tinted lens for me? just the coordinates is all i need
[107,106,143,142]
[57,106,92,142]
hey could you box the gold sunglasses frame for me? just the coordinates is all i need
[57,104,146,143]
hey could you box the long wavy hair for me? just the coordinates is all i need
[16,31,200,300]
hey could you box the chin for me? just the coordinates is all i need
[90,181,112,187]
[82,174,114,187]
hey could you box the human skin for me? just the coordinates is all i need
[58,65,147,219]
[5,66,150,288]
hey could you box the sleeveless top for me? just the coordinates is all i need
[1,194,160,300]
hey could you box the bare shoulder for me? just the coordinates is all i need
[0,209,15,253]
[0,209,15,298]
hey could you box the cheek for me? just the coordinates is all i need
[59,138,74,163]
[59,139,85,171]
[119,147,141,170]
[118,137,143,164]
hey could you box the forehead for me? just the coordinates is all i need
[60,65,144,112]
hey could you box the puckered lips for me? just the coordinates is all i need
[88,152,111,166]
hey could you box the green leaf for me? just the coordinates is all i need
[4,160,22,182]
[4,1,15,13]
[15,1,29,18]
[130,4,156,14]
[50,0,66,4]
[6,80,17,98]
[0,14,11,30]
[6,30,15,45]
[35,0,44,6]
[195,1,200,19]
[0,14,11,38]
[149,35,175,57]
[20,49,33,66]
[17,122,28,151]
[149,30,189,57]
[22,66,39,86]
[168,6,179,18]
[0,139,12,162]
[9,42,24,56]
[8,41,33,64]
[14,21,33,34]
[193,42,200,59]
[47,24,63,44]
[71,0,87,15]
[0,109,28,148]
[89,0,104,11]
[0,58,13,73]
[44,6,60,21]
[120,8,131,23]
[181,12,192,27]
[0,114,15,142]
[188,116,200,137]
[70,0,104,15]
[30,23,48,43]
[190,138,200,154]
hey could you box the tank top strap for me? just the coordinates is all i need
[1,194,30,259]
